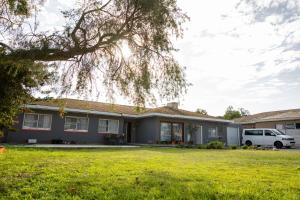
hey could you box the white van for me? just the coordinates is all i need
[242,129,295,149]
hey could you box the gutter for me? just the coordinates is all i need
[25,104,234,123]
[236,117,300,124]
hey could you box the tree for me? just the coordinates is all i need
[239,107,250,116]
[223,106,250,120]
[0,0,189,129]
[223,106,241,120]
[196,108,208,115]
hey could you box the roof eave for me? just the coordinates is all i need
[25,104,234,123]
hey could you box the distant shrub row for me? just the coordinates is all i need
[176,141,260,150]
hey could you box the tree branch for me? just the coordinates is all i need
[0,42,13,52]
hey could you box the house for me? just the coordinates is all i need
[4,98,239,145]
[235,109,300,147]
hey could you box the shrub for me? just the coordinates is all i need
[176,144,185,148]
[197,144,207,149]
[206,141,224,149]
[230,145,238,149]
[242,145,248,149]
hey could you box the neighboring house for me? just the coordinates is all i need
[4,99,239,145]
[235,109,300,147]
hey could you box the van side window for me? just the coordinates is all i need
[264,130,275,136]
[244,130,263,136]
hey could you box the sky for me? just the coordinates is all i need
[36,0,300,116]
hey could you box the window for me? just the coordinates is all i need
[264,130,275,136]
[286,123,296,129]
[172,123,183,142]
[23,113,52,130]
[64,116,88,132]
[208,127,218,138]
[244,130,263,136]
[98,119,119,134]
[160,122,172,142]
[296,123,300,129]
[275,124,283,130]
[160,122,183,143]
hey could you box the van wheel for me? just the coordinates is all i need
[274,141,283,149]
[245,140,252,146]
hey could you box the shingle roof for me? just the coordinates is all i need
[29,98,227,122]
[234,109,300,124]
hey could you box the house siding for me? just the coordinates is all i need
[5,109,239,145]
[6,110,124,144]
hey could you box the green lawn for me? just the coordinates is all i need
[0,148,300,200]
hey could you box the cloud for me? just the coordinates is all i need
[33,0,300,115]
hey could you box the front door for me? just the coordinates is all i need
[227,127,239,146]
[263,129,276,146]
[126,122,132,143]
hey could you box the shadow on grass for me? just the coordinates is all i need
[0,168,259,200]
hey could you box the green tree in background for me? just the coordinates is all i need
[223,106,250,120]
[196,108,208,115]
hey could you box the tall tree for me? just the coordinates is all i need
[0,0,189,129]
[223,106,250,120]
[223,106,241,120]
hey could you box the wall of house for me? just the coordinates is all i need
[141,117,239,145]
[135,117,159,144]
[6,109,125,144]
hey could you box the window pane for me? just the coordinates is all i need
[24,114,38,128]
[38,115,51,129]
[108,120,119,134]
[296,123,300,129]
[264,130,274,136]
[173,123,183,142]
[77,118,88,130]
[65,117,77,130]
[208,127,218,137]
[244,130,263,136]
[65,117,88,130]
[286,123,295,129]
[160,123,171,142]
[98,119,108,132]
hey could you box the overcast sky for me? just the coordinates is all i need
[38,0,300,116]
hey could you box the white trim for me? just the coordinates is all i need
[22,113,52,130]
[200,126,203,144]
[26,104,233,123]
[64,116,89,132]
[237,117,300,124]
[98,118,119,134]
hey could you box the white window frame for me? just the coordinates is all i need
[22,113,52,130]
[98,119,119,134]
[64,116,89,132]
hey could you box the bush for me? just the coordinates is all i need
[230,145,238,149]
[176,144,185,148]
[206,141,224,149]
[242,145,248,149]
[197,144,207,149]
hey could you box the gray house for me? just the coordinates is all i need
[4,99,240,145]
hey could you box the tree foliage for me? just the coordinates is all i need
[0,60,53,129]
[223,106,250,120]
[196,108,208,115]
[0,0,189,129]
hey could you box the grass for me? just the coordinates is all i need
[0,147,300,200]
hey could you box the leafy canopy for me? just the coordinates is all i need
[0,0,189,129]
[223,106,250,120]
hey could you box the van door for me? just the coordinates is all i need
[244,129,264,145]
[264,130,276,146]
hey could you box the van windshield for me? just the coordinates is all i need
[273,129,286,135]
